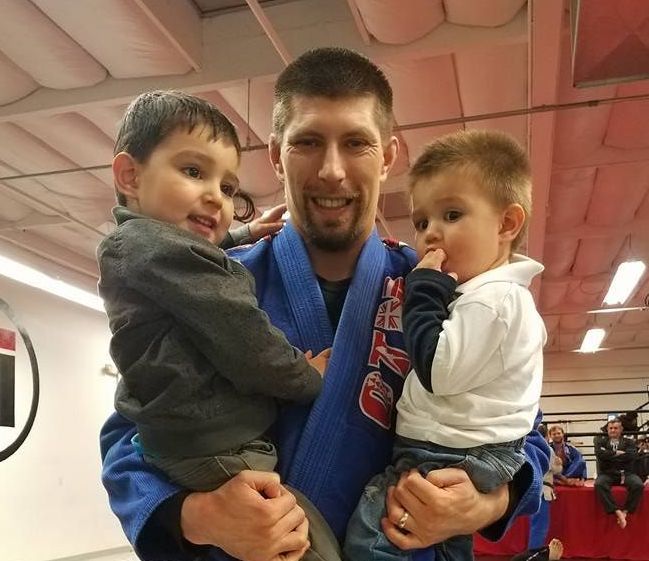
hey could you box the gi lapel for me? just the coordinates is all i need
[275,222,387,500]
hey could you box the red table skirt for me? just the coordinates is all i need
[474,515,528,556]
[474,484,649,560]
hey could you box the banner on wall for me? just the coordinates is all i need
[0,327,16,427]
[0,299,39,462]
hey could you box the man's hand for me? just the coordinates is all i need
[414,248,457,280]
[381,468,508,550]
[305,348,332,377]
[248,203,287,242]
[180,470,309,561]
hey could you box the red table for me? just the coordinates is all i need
[474,484,649,560]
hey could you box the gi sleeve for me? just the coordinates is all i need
[480,414,550,541]
[100,412,199,561]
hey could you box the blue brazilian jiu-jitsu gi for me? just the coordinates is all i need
[100,222,549,561]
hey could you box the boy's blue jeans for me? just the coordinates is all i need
[344,435,526,561]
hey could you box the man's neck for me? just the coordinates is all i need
[306,239,365,281]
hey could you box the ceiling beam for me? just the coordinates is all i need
[0,214,69,231]
[526,0,563,283]
[0,180,105,237]
[133,0,203,71]
[553,147,649,170]
[0,0,527,122]
[545,218,649,241]
[345,0,371,45]
[0,230,99,281]
[246,0,292,65]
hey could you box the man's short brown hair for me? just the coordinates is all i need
[272,47,394,141]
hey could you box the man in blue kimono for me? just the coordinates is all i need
[548,425,587,481]
[100,47,549,561]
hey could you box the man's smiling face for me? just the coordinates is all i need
[271,94,397,251]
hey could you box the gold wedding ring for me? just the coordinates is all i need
[397,511,409,530]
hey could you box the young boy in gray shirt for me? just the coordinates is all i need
[97,90,339,560]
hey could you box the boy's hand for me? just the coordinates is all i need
[414,248,457,280]
[248,203,287,242]
[305,348,332,377]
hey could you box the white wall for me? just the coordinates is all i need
[541,349,649,477]
[0,275,128,561]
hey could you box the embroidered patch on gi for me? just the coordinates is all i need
[367,330,410,379]
[359,371,394,430]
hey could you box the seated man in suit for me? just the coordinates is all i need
[594,418,644,528]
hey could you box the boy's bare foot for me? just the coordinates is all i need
[615,509,627,529]
[548,538,563,560]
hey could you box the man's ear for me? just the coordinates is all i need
[112,152,140,202]
[268,134,285,182]
[499,203,526,243]
[380,135,399,181]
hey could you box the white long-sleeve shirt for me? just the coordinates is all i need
[397,255,546,448]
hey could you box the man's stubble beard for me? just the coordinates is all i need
[303,205,364,252]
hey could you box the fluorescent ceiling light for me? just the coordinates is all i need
[0,255,104,312]
[603,261,646,305]
[578,328,606,353]
[587,306,647,314]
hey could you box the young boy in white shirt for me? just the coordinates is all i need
[345,129,546,561]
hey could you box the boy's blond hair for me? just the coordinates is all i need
[409,129,531,251]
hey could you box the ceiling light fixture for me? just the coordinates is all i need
[587,306,647,314]
[578,328,606,353]
[0,255,104,312]
[603,261,646,305]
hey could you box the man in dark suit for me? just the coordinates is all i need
[594,418,644,528]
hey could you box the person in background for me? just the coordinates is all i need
[548,425,587,483]
[594,418,643,528]
[99,48,549,561]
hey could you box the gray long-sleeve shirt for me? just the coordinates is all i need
[97,207,322,457]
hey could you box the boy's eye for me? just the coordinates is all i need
[220,183,238,198]
[414,219,428,232]
[444,210,462,222]
[183,166,202,179]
